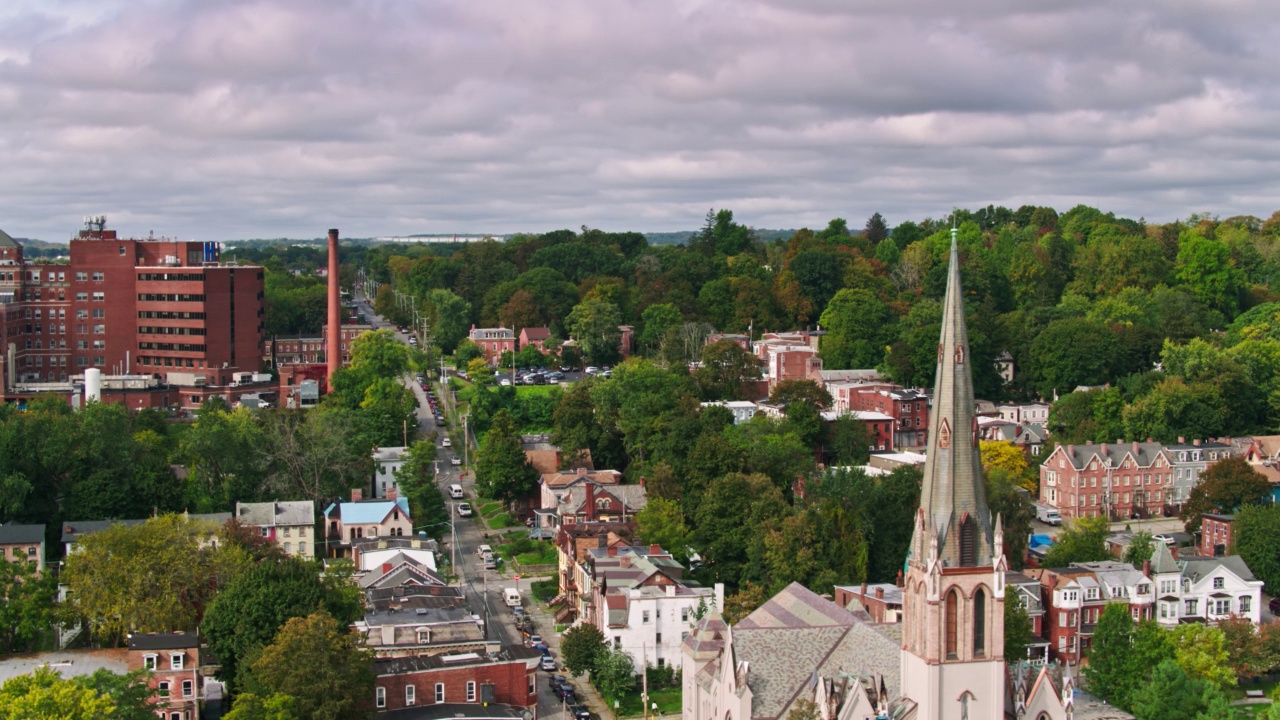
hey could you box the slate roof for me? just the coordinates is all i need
[1181,555,1258,583]
[235,500,314,527]
[0,229,19,249]
[1055,441,1168,470]
[128,632,199,650]
[542,469,622,488]
[325,497,411,524]
[732,583,902,720]
[1150,541,1181,575]
[558,484,648,516]
[520,327,550,341]
[0,522,45,544]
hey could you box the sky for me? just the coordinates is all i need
[2,0,1280,242]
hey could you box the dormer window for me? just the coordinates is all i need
[143,654,158,670]
[171,653,184,670]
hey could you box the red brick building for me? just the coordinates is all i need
[518,326,550,352]
[373,649,540,712]
[1201,513,1234,556]
[833,583,902,623]
[1,221,264,400]
[842,387,930,449]
[469,326,515,365]
[1039,441,1174,520]
[127,632,202,720]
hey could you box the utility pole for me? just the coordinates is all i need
[642,642,649,720]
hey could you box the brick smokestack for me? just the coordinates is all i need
[326,229,341,385]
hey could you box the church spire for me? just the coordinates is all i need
[911,227,994,568]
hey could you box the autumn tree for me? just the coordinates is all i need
[1180,457,1271,532]
[0,667,118,719]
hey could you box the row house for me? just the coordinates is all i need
[354,586,484,657]
[233,501,315,557]
[265,333,326,365]
[552,524,633,623]
[550,480,647,527]
[754,338,823,390]
[1032,561,1154,664]
[575,544,723,673]
[846,387,930,448]
[372,649,541,713]
[323,490,413,558]
[1165,438,1234,508]
[127,632,202,720]
[1201,513,1235,557]
[1038,441,1174,520]
[468,326,516,365]
[0,522,44,567]
[978,417,1048,459]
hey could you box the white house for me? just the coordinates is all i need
[372,446,411,499]
[699,401,759,425]
[996,402,1050,425]
[1149,543,1263,626]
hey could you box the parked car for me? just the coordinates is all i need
[451,456,462,466]
[1153,534,1176,546]
[456,503,473,517]
[477,544,493,557]
[584,366,599,375]
[555,685,578,703]
[442,437,452,447]
[512,606,527,618]
[527,635,543,647]
[540,656,557,671]
[568,705,591,720]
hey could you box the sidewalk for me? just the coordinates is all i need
[526,591,615,720]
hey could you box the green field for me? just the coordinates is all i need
[616,687,681,718]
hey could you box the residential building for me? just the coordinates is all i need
[354,586,485,657]
[867,451,927,472]
[372,649,541,713]
[1005,571,1049,664]
[846,386,930,448]
[577,544,722,672]
[822,410,895,452]
[0,522,44,567]
[1038,441,1174,519]
[1240,435,1280,500]
[618,324,634,357]
[1032,561,1154,665]
[517,326,550,352]
[1149,542,1263,626]
[266,324,372,367]
[704,332,749,351]
[979,419,1048,459]
[233,501,315,557]
[60,513,230,556]
[995,351,1015,384]
[996,402,1049,425]
[373,446,412,499]
[1200,513,1235,557]
[128,632,201,720]
[468,326,515,365]
[551,523,633,622]
[324,490,413,557]
[834,583,903,624]
[753,335,823,390]
[353,535,440,578]
[699,400,759,425]
[1165,438,1234,509]
[538,467,622,517]
[548,481,647,527]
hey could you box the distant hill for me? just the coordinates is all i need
[646,228,798,246]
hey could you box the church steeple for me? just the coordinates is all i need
[911,227,994,568]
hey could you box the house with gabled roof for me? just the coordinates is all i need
[234,500,315,557]
[518,326,551,352]
[324,489,412,558]
[1039,440,1174,520]
[0,522,45,569]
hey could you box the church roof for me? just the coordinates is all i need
[912,230,994,568]
[0,229,19,249]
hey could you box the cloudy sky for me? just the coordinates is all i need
[3,0,1279,241]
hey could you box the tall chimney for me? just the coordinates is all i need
[326,229,341,385]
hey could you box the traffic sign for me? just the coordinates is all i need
[514,574,521,581]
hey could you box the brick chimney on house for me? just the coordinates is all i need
[351,488,363,502]
[387,487,398,501]
[326,229,341,385]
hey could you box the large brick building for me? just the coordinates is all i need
[1039,441,1174,520]
[373,649,541,712]
[0,221,264,403]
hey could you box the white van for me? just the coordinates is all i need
[448,483,464,499]
[504,588,521,607]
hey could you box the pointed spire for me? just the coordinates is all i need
[909,226,995,568]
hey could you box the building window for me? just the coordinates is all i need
[1213,577,1224,589]
[944,590,958,659]
[642,610,650,624]
[681,608,689,622]
[435,683,445,703]
[376,687,385,708]
[1185,599,1198,615]
[158,681,169,698]
[406,685,416,706]
[1214,599,1231,615]
[1241,596,1252,614]
[467,681,477,702]
[171,653,184,670]
[182,680,193,697]
[144,655,157,670]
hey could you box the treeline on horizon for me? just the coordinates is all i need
[240,204,1280,443]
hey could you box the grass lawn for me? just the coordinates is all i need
[488,513,516,529]
[515,383,571,397]
[516,544,557,566]
[477,500,503,517]
[616,687,681,718]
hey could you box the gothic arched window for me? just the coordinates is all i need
[945,590,959,659]
[973,588,987,657]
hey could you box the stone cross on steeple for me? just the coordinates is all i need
[910,227,995,568]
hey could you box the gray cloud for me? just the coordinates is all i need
[1,0,1279,241]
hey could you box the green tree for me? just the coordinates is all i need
[634,498,690,562]
[693,473,788,585]
[1180,457,1272,532]
[1169,625,1235,690]
[238,612,374,720]
[73,669,158,720]
[823,413,871,466]
[1129,659,1215,720]
[1042,516,1111,567]
[179,406,269,510]
[1233,503,1280,594]
[0,667,117,719]
[260,408,371,504]
[818,288,893,370]
[1004,591,1033,663]
[986,468,1033,570]
[566,300,623,366]
[425,289,472,354]
[592,648,637,702]
[61,515,249,644]
[0,558,56,654]
[1028,318,1123,397]
[785,699,820,720]
[638,303,682,352]
[552,381,602,464]
[694,340,763,401]
[474,410,539,507]
[767,379,833,410]
[225,693,302,720]
[559,623,607,677]
[203,558,364,684]
[1124,531,1156,567]
[357,377,419,448]
[864,213,888,244]
[466,357,495,384]
[1175,232,1242,315]
[1084,603,1137,707]
[393,440,447,537]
